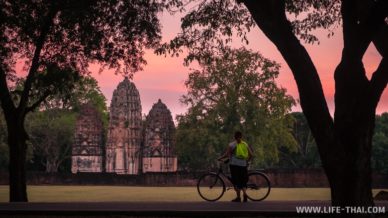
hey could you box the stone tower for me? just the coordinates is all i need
[142,99,177,173]
[105,77,142,174]
[72,103,104,173]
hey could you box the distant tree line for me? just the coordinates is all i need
[1,50,388,174]
[3,108,386,173]
[175,111,388,172]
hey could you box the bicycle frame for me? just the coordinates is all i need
[212,165,232,189]
[213,162,267,191]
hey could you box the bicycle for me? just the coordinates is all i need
[197,160,271,202]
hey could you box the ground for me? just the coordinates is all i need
[0,186,386,202]
[1,187,388,217]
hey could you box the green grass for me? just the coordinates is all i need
[0,186,386,202]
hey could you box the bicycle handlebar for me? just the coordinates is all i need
[217,158,229,164]
[217,158,253,168]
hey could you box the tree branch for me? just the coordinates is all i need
[373,25,388,58]
[333,1,387,128]
[17,4,59,115]
[25,90,51,113]
[241,0,334,158]
[370,23,388,109]
[57,145,72,168]
[370,58,388,108]
[341,0,388,59]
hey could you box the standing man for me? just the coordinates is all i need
[219,131,254,202]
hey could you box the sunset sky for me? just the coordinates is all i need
[51,11,388,119]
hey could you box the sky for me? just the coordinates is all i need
[26,10,384,120]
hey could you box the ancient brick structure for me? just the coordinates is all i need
[72,77,178,174]
[105,77,142,174]
[142,99,177,173]
[71,103,104,173]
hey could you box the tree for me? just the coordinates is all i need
[372,113,388,173]
[27,109,75,173]
[0,0,164,201]
[43,75,107,114]
[175,47,296,171]
[41,75,109,128]
[277,112,321,169]
[162,0,388,208]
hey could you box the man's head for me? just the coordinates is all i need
[234,131,242,142]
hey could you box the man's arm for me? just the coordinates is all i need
[247,144,254,161]
[218,145,232,160]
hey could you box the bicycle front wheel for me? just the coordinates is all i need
[197,173,225,201]
[245,172,271,201]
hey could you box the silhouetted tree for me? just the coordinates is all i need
[0,0,164,201]
[161,0,388,208]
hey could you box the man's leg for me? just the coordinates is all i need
[235,187,241,198]
[242,188,248,202]
[232,187,241,202]
[230,165,241,202]
[241,166,249,202]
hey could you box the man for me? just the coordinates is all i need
[219,131,253,202]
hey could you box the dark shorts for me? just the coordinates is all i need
[229,164,248,189]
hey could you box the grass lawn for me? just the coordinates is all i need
[0,186,386,202]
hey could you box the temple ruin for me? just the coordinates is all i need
[142,99,177,173]
[105,77,142,174]
[72,77,177,174]
[71,103,105,173]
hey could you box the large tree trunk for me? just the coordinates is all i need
[330,51,376,207]
[8,121,28,202]
[241,0,387,212]
[329,125,374,207]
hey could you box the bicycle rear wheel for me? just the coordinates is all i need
[197,173,225,201]
[245,172,271,201]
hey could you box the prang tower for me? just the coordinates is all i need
[71,103,104,173]
[142,99,177,172]
[105,77,142,174]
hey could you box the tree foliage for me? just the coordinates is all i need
[372,113,388,173]
[10,67,82,114]
[38,74,109,126]
[277,112,321,168]
[26,109,76,173]
[157,0,341,61]
[1,0,163,77]
[175,47,296,171]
